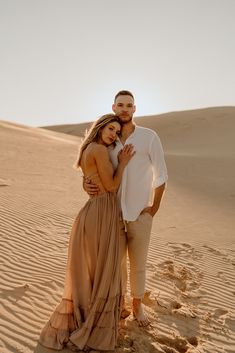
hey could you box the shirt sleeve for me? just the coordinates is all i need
[149,132,168,189]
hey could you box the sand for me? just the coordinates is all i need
[0,107,235,353]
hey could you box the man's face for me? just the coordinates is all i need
[112,95,136,124]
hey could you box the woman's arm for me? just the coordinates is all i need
[94,144,134,192]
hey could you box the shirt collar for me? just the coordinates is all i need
[118,124,138,143]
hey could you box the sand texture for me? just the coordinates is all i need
[0,107,235,353]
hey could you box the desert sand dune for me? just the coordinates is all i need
[0,107,235,353]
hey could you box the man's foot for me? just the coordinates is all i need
[132,299,150,327]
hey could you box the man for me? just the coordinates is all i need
[85,90,168,326]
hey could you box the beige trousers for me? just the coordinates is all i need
[120,212,153,299]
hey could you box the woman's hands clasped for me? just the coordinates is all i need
[118,144,136,166]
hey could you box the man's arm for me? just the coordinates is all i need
[141,183,165,217]
[83,176,99,196]
[141,132,168,217]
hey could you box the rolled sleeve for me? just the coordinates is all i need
[149,133,168,189]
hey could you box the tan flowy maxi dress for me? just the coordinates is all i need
[39,173,121,351]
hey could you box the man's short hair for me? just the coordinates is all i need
[114,90,134,102]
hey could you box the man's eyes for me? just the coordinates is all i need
[117,104,133,108]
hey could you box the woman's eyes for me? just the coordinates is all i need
[109,127,120,135]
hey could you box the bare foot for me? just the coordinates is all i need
[132,299,150,327]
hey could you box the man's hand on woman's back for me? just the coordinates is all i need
[83,176,100,196]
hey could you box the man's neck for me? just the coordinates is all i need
[120,122,136,144]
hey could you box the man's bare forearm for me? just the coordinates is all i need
[141,183,166,217]
[151,183,166,215]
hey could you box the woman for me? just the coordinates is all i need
[39,114,135,352]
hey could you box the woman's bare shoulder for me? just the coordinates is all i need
[83,143,108,164]
[89,143,108,156]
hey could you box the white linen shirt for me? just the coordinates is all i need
[108,125,168,221]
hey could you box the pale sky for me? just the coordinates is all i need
[0,0,235,127]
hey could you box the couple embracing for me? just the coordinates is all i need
[39,90,168,352]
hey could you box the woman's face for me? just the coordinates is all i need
[99,121,121,146]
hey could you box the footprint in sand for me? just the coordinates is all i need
[203,245,225,256]
[217,271,231,284]
[158,260,202,295]
[168,242,203,261]
[213,308,230,325]
[213,308,228,317]
[154,334,199,353]
[0,284,30,302]
[117,324,159,353]
[142,291,197,318]
[225,317,235,333]
[170,300,197,318]
[203,245,234,265]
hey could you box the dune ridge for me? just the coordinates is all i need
[1,108,235,353]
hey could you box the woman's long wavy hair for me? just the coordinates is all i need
[74,113,121,169]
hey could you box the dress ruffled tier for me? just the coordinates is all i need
[39,192,121,351]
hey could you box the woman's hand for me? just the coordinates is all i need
[118,144,136,166]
